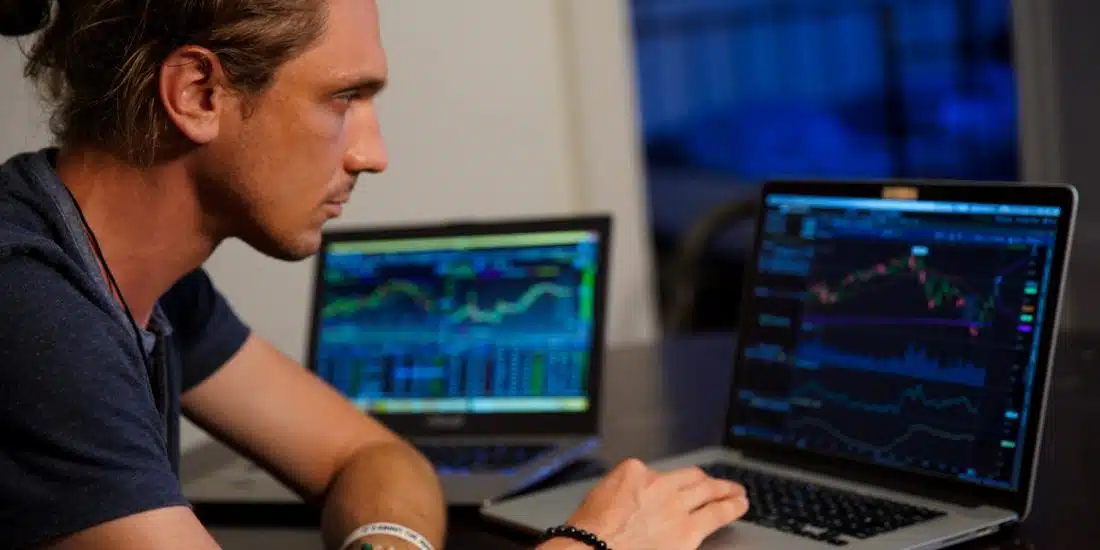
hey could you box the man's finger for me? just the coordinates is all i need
[688,495,750,543]
[654,466,708,490]
[677,479,745,511]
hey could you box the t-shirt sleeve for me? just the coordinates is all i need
[159,268,252,392]
[0,255,188,549]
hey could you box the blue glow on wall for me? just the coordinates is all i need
[632,0,1018,183]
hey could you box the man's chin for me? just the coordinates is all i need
[243,231,323,262]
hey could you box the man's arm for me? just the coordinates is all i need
[181,335,446,550]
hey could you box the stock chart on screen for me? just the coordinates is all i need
[732,194,1062,491]
[313,230,601,415]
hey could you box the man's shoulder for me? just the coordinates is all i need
[0,256,140,403]
[0,149,73,260]
[0,150,119,321]
[0,211,108,329]
[0,252,124,353]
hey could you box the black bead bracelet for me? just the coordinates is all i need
[541,525,609,549]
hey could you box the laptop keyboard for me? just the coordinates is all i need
[702,463,946,546]
[416,444,552,473]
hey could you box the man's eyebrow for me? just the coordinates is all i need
[333,73,388,95]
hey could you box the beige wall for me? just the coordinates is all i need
[0,43,50,158]
[0,0,658,451]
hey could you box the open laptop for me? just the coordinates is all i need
[482,180,1076,549]
[183,215,610,506]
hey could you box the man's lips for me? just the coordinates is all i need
[324,202,344,217]
[324,182,355,217]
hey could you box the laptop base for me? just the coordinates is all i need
[183,436,599,507]
[415,435,599,505]
[481,447,1016,549]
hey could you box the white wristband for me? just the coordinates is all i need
[338,522,433,550]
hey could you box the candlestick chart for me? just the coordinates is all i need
[742,238,1045,471]
[779,241,1040,394]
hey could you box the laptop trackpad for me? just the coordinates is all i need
[700,524,754,550]
[700,522,807,550]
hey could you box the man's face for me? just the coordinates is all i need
[203,0,389,261]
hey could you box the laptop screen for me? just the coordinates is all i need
[313,227,602,416]
[732,193,1064,491]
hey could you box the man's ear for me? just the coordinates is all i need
[158,46,231,145]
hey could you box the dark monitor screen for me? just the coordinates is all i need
[732,193,1063,491]
[312,229,603,416]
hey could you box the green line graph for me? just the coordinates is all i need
[322,279,578,326]
[793,417,975,455]
[450,282,574,324]
[792,381,979,415]
[322,279,434,317]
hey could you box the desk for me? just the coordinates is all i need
[198,333,1100,549]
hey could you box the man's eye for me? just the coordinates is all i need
[334,91,360,103]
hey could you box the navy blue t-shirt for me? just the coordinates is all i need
[0,149,252,548]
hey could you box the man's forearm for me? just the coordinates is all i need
[319,441,446,550]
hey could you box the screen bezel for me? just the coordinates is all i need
[307,215,612,437]
[724,179,1077,515]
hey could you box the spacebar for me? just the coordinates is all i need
[745,514,851,546]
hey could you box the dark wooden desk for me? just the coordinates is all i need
[201,333,1100,549]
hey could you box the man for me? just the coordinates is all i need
[0,0,749,549]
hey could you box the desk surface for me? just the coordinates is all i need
[202,333,1100,549]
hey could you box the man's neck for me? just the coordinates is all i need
[55,147,220,327]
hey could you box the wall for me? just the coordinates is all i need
[0,43,50,159]
[560,0,660,347]
[1014,0,1100,335]
[1047,0,1100,335]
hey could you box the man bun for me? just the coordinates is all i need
[0,0,52,37]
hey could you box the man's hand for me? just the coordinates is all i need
[538,459,749,550]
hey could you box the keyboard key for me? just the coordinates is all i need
[417,444,552,472]
[700,462,945,544]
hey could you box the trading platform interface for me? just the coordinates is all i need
[314,230,600,415]
[733,194,1062,490]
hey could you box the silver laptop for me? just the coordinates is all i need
[184,215,612,506]
[482,180,1076,549]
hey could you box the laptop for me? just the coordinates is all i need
[481,180,1076,549]
[183,215,611,506]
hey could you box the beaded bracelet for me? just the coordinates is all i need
[541,525,610,549]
